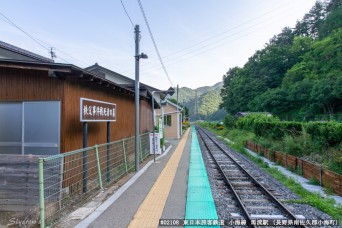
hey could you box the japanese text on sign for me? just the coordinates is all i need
[159,219,339,226]
[80,98,116,122]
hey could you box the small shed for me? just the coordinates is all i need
[235,112,250,118]
[235,112,272,118]
[155,100,183,139]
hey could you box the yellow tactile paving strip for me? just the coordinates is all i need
[128,129,190,228]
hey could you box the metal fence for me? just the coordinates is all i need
[38,133,151,227]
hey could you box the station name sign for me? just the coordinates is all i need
[80,98,116,122]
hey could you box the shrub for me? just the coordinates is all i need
[223,114,236,129]
[235,113,280,134]
[216,125,224,130]
[182,120,190,127]
[306,121,342,147]
[236,115,342,148]
[308,177,320,186]
[284,135,304,157]
[160,137,164,147]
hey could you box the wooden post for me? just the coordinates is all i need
[285,153,287,168]
[106,122,110,183]
[82,122,88,193]
[301,159,303,176]
[320,166,323,186]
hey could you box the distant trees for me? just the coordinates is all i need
[199,90,222,116]
[221,0,342,121]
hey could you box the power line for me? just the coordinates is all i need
[121,0,302,75]
[120,0,135,28]
[125,1,305,75]
[136,0,174,86]
[0,11,49,51]
[142,23,272,75]
[140,6,306,76]
[0,11,92,66]
[143,0,294,66]
[28,35,91,66]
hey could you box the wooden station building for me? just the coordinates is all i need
[0,40,168,214]
[0,41,157,156]
[0,41,165,214]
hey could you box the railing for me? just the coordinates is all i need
[38,133,151,227]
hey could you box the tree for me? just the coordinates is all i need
[309,78,340,114]
[199,90,222,116]
[319,0,342,38]
[220,1,342,120]
[295,1,326,39]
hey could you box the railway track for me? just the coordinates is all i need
[196,126,307,228]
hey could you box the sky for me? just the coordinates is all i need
[0,0,317,90]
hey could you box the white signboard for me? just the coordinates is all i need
[159,117,163,138]
[149,133,161,155]
[80,98,116,122]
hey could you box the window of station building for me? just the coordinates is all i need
[164,115,172,127]
[0,101,60,155]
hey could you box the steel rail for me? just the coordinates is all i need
[196,126,307,228]
[197,127,255,227]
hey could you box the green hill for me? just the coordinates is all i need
[172,82,225,121]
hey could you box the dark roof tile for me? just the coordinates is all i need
[0,40,53,63]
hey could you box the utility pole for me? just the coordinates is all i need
[183,99,185,122]
[176,84,179,108]
[133,25,148,172]
[195,89,198,121]
[134,25,140,172]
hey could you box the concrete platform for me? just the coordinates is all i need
[72,128,342,228]
[75,129,192,228]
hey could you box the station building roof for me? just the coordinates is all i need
[85,63,171,106]
[0,40,53,63]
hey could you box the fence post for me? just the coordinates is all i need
[301,159,303,176]
[38,158,45,228]
[106,143,110,183]
[107,121,111,183]
[320,165,323,187]
[273,151,276,162]
[82,149,88,193]
[95,145,103,190]
[123,140,128,172]
[285,153,287,168]
[139,136,143,161]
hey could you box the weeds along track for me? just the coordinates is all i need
[196,126,307,228]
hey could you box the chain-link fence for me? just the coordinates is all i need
[38,133,151,227]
